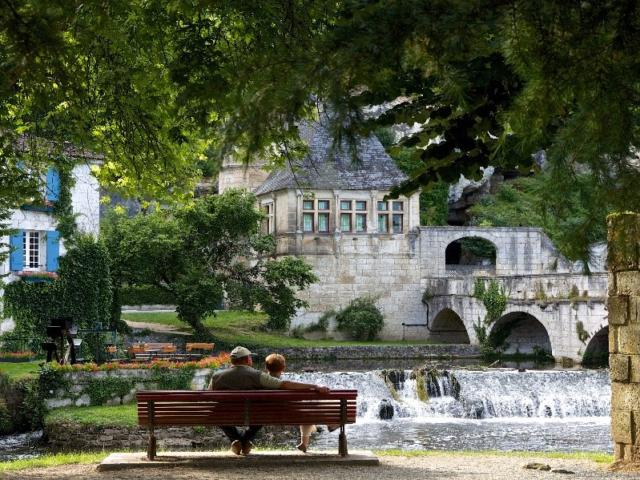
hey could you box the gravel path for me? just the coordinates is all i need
[124,320,192,336]
[5,454,638,480]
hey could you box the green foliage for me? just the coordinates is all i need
[576,321,590,344]
[39,362,71,394]
[2,281,63,353]
[149,365,195,390]
[119,285,176,306]
[2,1,640,261]
[473,279,486,299]
[473,279,507,324]
[103,190,316,336]
[85,377,134,406]
[50,156,77,241]
[380,132,450,226]
[469,171,615,265]
[420,182,450,226]
[2,236,112,358]
[0,372,44,433]
[459,238,496,262]
[335,297,384,341]
[258,257,318,331]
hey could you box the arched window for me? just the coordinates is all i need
[445,237,496,272]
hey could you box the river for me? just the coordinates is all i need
[285,368,612,453]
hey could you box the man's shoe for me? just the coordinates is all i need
[230,440,242,455]
[241,441,254,455]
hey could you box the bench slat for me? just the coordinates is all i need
[137,390,357,401]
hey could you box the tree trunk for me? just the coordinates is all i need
[180,313,213,341]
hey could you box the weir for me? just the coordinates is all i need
[286,369,612,452]
[288,369,611,421]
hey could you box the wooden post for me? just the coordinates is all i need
[338,398,348,456]
[147,401,156,460]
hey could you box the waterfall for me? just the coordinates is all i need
[285,369,611,421]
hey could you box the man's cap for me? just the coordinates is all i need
[230,346,253,360]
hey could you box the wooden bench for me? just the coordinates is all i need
[128,343,177,360]
[137,390,358,459]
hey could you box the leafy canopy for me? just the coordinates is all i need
[3,1,640,260]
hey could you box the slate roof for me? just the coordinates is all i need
[253,118,407,195]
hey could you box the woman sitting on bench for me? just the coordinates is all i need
[265,353,338,453]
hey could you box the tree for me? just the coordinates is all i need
[468,169,613,263]
[4,1,640,262]
[103,190,317,336]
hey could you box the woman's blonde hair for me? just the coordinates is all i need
[265,353,286,374]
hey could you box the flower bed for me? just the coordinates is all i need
[47,352,230,373]
[0,351,37,362]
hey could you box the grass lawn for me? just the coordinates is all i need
[122,310,439,348]
[0,452,108,473]
[0,449,613,472]
[45,404,138,428]
[0,360,41,380]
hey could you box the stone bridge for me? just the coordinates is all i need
[419,227,608,363]
[293,226,609,363]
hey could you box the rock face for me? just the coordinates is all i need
[608,213,640,464]
[378,399,394,420]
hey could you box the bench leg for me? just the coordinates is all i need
[338,425,348,457]
[147,401,157,460]
[147,433,157,461]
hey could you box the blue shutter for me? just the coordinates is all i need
[46,231,60,272]
[45,168,61,202]
[9,231,24,272]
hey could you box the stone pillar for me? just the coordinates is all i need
[608,212,640,464]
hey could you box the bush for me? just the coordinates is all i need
[335,297,384,340]
[119,285,176,305]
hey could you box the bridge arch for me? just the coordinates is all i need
[429,308,470,344]
[489,311,552,356]
[582,326,609,367]
[445,236,497,274]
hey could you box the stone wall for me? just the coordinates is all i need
[45,368,212,409]
[252,344,480,360]
[45,422,299,452]
[608,213,640,464]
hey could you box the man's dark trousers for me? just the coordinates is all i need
[220,425,262,444]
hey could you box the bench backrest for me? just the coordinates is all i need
[137,390,357,427]
[186,342,215,352]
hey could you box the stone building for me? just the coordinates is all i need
[219,116,610,362]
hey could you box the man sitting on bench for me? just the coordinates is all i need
[209,345,330,456]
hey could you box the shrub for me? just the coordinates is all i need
[119,285,176,305]
[335,297,384,340]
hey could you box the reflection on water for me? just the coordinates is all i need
[313,417,612,452]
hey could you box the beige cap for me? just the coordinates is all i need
[230,346,252,360]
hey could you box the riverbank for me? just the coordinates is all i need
[0,450,629,479]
